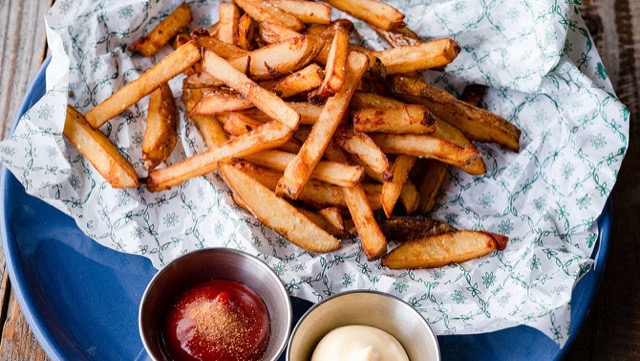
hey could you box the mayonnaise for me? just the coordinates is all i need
[310,325,410,361]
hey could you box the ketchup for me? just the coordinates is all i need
[163,280,270,361]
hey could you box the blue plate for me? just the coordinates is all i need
[1,58,610,361]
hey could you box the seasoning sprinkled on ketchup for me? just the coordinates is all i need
[163,280,270,361]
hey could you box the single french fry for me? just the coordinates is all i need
[128,3,193,56]
[382,231,508,269]
[399,180,420,214]
[373,39,460,74]
[414,158,448,213]
[381,155,417,217]
[239,102,323,125]
[268,0,332,24]
[317,25,349,98]
[147,121,292,191]
[350,91,404,110]
[259,64,324,99]
[224,112,264,136]
[276,52,369,199]
[86,41,201,129]
[233,0,304,30]
[189,89,255,115]
[193,34,250,59]
[334,126,391,181]
[236,14,255,50]
[317,207,345,233]
[459,84,487,107]
[320,0,404,30]
[352,105,436,134]
[389,76,521,151]
[182,88,229,147]
[183,72,225,89]
[218,2,241,44]
[219,162,340,252]
[258,21,303,44]
[245,149,364,187]
[63,106,138,188]
[298,208,345,237]
[374,26,422,48]
[227,35,323,80]
[203,50,301,130]
[377,216,456,243]
[142,83,178,170]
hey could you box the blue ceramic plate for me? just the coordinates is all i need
[1,58,610,361]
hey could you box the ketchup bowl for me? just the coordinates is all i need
[139,248,292,361]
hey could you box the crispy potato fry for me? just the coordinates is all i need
[258,21,302,44]
[189,88,255,115]
[432,118,486,175]
[193,33,250,59]
[63,106,138,188]
[233,0,304,30]
[142,83,178,170]
[373,38,460,74]
[351,91,404,109]
[224,112,264,135]
[219,162,340,252]
[239,102,323,125]
[316,24,349,98]
[389,76,521,151]
[276,51,369,199]
[382,231,508,269]
[320,0,404,30]
[85,41,201,129]
[377,216,456,243]
[182,88,229,147]
[236,14,255,50]
[374,26,422,48]
[259,64,323,99]
[228,35,323,80]
[297,208,345,237]
[459,84,487,107]
[268,0,332,24]
[128,3,193,56]
[218,2,242,44]
[352,105,435,134]
[317,207,345,233]
[335,126,391,181]
[147,121,292,191]
[203,50,301,129]
[381,155,416,217]
[413,158,448,213]
[245,149,364,187]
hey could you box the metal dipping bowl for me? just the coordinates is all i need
[139,248,292,361]
[287,290,440,361]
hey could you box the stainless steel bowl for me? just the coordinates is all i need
[287,290,440,361]
[139,248,292,361]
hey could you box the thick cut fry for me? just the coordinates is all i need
[381,155,417,217]
[147,121,292,191]
[218,2,241,44]
[351,91,404,110]
[353,105,436,134]
[373,39,460,74]
[297,208,345,237]
[224,112,264,135]
[194,34,250,59]
[202,50,301,130]
[259,64,323,99]
[245,150,364,187]
[389,76,521,151]
[320,0,405,30]
[258,21,303,44]
[459,84,487,107]
[189,89,255,115]
[374,26,422,48]
[183,72,225,88]
[233,0,304,30]
[128,3,192,56]
[335,127,391,181]
[432,118,486,175]
[317,25,349,98]
[377,217,456,243]
[86,41,201,129]
[63,106,138,188]
[142,83,178,170]
[414,158,448,213]
[239,102,322,125]
[276,52,369,199]
[236,14,255,50]
[228,35,323,80]
[219,163,340,252]
[268,0,332,24]
[318,207,345,233]
[382,231,508,269]
[182,88,229,147]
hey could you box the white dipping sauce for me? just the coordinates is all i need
[311,325,410,361]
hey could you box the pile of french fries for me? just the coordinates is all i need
[63,0,521,269]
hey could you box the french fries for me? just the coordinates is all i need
[63,106,138,188]
[382,231,508,269]
[224,112,264,135]
[414,159,448,213]
[128,3,193,56]
[218,2,241,44]
[373,38,460,74]
[352,105,436,135]
[381,155,416,217]
[182,88,229,148]
[236,14,255,50]
[193,33,249,58]
[267,0,332,24]
[258,21,302,44]
[297,208,345,237]
[234,0,305,31]
[316,24,350,98]
[142,83,178,170]
[374,26,422,48]
[259,64,324,99]
[320,0,405,30]
[318,207,345,234]
[189,88,255,115]
[335,126,391,180]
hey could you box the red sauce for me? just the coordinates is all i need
[163,280,270,361]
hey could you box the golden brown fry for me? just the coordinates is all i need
[276,52,369,199]
[374,26,422,48]
[335,126,391,181]
[218,2,241,44]
[183,72,225,88]
[142,83,178,170]
[202,50,301,130]
[239,102,322,125]
[381,155,416,217]
[233,0,304,30]
[63,106,138,188]
[414,159,448,213]
[399,180,420,214]
[352,105,436,134]
[389,76,521,151]
[236,14,255,50]
[128,3,193,56]
[182,88,229,147]
[382,231,508,269]
[268,0,332,24]
[297,208,345,237]
[193,34,250,59]
[189,89,255,115]
[219,162,340,253]
[224,112,264,135]
[350,91,404,109]
[317,207,345,233]
[258,21,303,44]
[245,149,365,187]
[259,64,323,99]
[317,25,350,98]
[147,121,292,191]
[86,41,201,129]
[320,0,404,30]
[373,38,460,74]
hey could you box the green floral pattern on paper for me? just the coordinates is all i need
[0,0,629,346]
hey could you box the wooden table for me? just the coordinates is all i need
[0,0,638,360]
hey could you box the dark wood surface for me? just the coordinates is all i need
[0,0,637,359]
